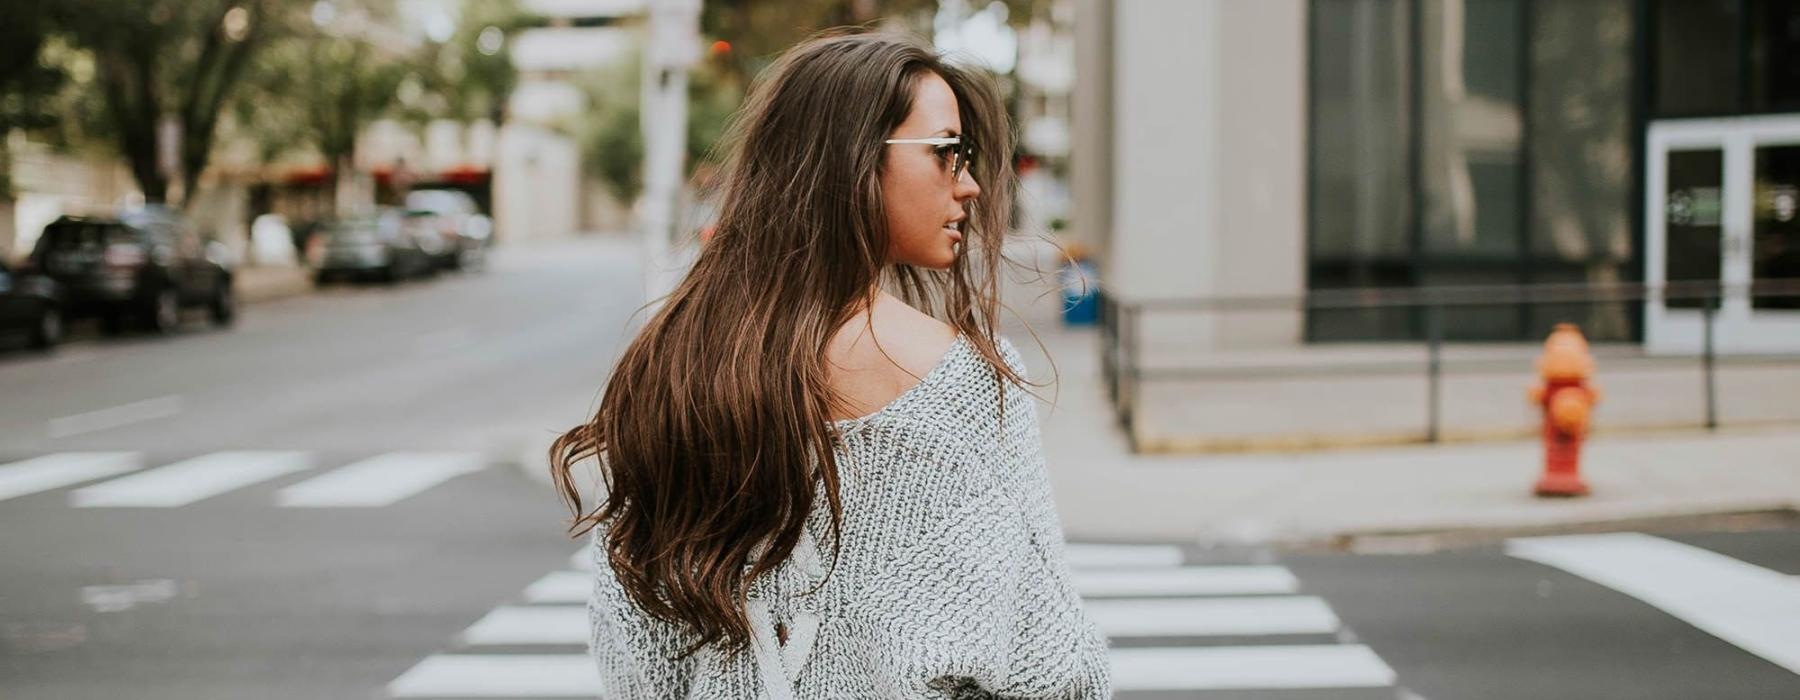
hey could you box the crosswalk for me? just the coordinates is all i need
[0,451,490,508]
[1506,532,1800,677]
[384,542,1408,699]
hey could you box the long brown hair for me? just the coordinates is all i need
[549,29,1027,657]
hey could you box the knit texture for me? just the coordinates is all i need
[586,335,1112,699]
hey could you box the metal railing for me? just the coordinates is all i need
[1098,279,1800,450]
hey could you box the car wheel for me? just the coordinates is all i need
[30,304,63,351]
[145,287,181,334]
[209,281,236,326]
[312,271,333,287]
[380,265,399,285]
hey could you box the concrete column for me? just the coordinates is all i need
[1090,0,1307,351]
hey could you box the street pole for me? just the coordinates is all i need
[640,0,702,306]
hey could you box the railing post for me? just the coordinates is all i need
[1120,303,1138,440]
[1702,295,1718,431]
[1099,293,1117,406]
[1426,301,1443,443]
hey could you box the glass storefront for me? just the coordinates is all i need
[1309,0,1637,341]
[1308,0,1800,343]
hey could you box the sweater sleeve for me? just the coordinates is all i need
[585,528,703,699]
[847,407,1113,699]
[994,383,1113,698]
[990,340,1112,698]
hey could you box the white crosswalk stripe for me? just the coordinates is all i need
[1111,645,1398,691]
[1090,596,1342,637]
[1065,542,1186,568]
[0,451,487,509]
[387,655,599,698]
[518,566,1300,607]
[70,451,311,507]
[461,606,586,646]
[0,452,143,503]
[276,452,484,507]
[388,539,1405,699]
[524,570,590,604]
[1508,532,1800,676]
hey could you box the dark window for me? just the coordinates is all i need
[1527,0,1639,340]
[1308,0,1641,342]
[1750,0,1800,112]
[1752,143,1800,308]
[1417,0,1527,340]
[1308,0,1417,340]
[1653,0,1743,117]
[1663,149,1726,309]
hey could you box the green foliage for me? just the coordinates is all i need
[434,0,535,123]
[0,0,65,136]
[685,61,742,170]
[591,105,644,203]
[0,0,61,199]
[231,0,534,173]
[44,0,284,204]
[575,56,643,202]
[575,49,745,204]
[699,0,1039,81]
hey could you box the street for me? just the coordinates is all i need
[3,238,1798,699]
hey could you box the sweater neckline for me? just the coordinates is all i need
[829,333,970,431]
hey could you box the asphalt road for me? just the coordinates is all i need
[2,236,1797,699]
[1,236,641,699]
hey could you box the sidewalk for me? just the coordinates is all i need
[1006,289,1800,549]
[234,264,312,304]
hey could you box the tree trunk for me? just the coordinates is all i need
[97,49,168,204]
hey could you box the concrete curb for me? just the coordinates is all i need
[1308,505,1800,553]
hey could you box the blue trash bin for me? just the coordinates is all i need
[1060,259,1099,326]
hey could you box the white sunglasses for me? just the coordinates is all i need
[883,136,977,180]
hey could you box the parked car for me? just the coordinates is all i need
[309,209,436,285]
[0,259,63,350]
[403,189,492,271]
[26,207,234,334]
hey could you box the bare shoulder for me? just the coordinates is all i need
[824,293,959,421]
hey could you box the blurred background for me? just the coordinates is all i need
[2,1,1799,699]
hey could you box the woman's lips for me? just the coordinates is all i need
[943,225,963,242]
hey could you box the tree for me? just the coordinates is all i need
[576,52,742,204]
[699,0,1039,83]
[0,0,68,199]
[430,0,534,124]
[230,0,535,213]
[48,0,280,206]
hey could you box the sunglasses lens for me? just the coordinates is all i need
[955,144,975,179]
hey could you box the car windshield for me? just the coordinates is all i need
[404,191,468,215]
[38,222,135,251]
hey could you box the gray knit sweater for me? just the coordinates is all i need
[585,335,1112,699]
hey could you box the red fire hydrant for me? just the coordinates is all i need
[1527,323,1600,497]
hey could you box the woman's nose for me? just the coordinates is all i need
[953,168,980,200]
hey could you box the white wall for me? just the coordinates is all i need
[1107,0,1222,350]
[1070,0,1112,261]
[494,123,581,242]
[1215,0,1305,347]
[1093,0,1307,349]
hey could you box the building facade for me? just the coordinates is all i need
[1075,0,1800,354]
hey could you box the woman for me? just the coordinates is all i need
[550,30,1111,699]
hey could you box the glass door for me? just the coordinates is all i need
[1646,115,1800,354]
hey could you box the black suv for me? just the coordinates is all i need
[0,258,62,350]
[26,207,235,334]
